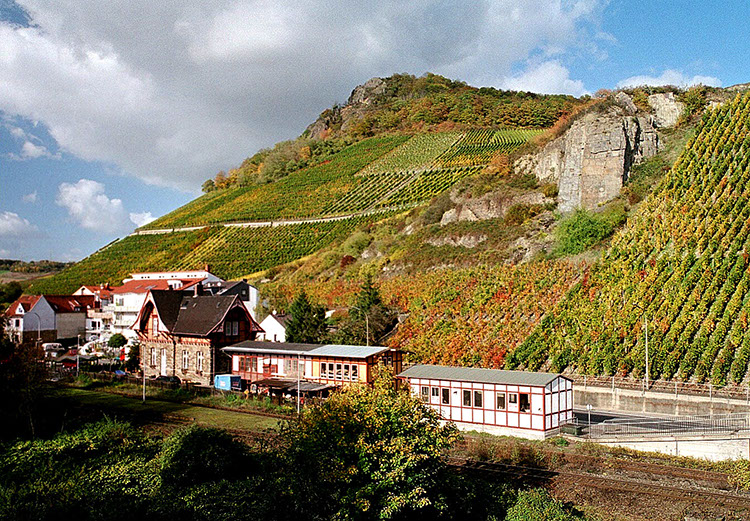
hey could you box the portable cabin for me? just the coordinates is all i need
[398,364,573,440]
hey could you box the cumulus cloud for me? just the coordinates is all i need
[0,211,38,236]
[617,69,722,89]
[55,179,129,233]
[22,191,37,203]
[129,211,155,228]
[0,0,606,190]
[500,60,588,96]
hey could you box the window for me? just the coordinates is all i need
[150,348,157,367]
[519,393,530,413]
[420,386,429,402]
[239,356,245,372]
[182,350,189,371]
[284,359,291,373]
[431,387,439,398]
[251,357,257,372]
[474,391,483,408]
[463,390,471,407]
[509,393,518,405]
[320,362,328,378]
[496,393,506,410]
[292,359,299,373]
[197,351,204,373]
[441,388,450,405]
[351,365,358,381]
[343,364,350,380]
[335,363,342,380]
[152,316,159,334]
[225,321,239,336]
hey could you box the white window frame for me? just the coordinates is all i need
[182,350,189,371]
[197,351,204,373]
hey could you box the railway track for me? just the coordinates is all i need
[446,456,750,511]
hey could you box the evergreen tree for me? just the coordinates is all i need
[285,291,328,344]
[338,274,396,346]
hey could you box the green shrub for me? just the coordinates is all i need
[555,209,614,255]
[506,488,584,520]
[159,425,250,487]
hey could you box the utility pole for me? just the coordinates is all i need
[297,351,301,414]
[645,317,649,390]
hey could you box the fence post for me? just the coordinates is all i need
[584,375,587,390]
[675,381,678,398]
[612,376,615,393]
[709,383,712,401]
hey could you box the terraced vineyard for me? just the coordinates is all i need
[507,92,750,386]
[31,214,395,294]
[435,129,543,167]
[357,132,461,175]
[377,167,482,208]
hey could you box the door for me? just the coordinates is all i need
[160,348,167,376]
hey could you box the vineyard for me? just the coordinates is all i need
[435,129,543,167]
[267,261,583,367]
[143,129,540,230]
[507,92,750,386]
[30,214,395,294]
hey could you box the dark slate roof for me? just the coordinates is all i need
[222,341,390,359]
[149,290,183,330]
[171,295,242,336]
[223,340,320,355]
[398,364,567,387]
[271,313,291,327]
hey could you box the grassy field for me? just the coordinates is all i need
[55,387,281,432]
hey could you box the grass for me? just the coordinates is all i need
[54,387,281,432]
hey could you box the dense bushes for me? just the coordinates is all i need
[554,209,617,255]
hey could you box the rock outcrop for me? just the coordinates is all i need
[306,77,387,139]
[515,104,659,213]
[647,92,684,128]
[439,192,550,225]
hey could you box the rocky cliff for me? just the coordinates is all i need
[306,77,387,139]
[515,102,659,213]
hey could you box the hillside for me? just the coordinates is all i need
[32,74,576,294]
[507,92,750,386]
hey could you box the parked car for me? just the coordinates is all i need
[154,375,181,384]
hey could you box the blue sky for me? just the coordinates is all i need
[0,0,746,261]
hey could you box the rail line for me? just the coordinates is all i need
[446,456,750,511]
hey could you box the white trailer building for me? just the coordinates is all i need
[398,364,573,440]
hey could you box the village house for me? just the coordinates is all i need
[398,364,573,440]
[222,340,403,396]
[133,286,263,386]
[4,294,96,347]
[200,279,261,320]
[257,311,290,342]
[74,284,114,342]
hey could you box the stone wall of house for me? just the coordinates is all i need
[141,339,219,387]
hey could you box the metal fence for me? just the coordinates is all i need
[588,412,750,439]
[572,374,750,402]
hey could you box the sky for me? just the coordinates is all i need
[0,0,745,262]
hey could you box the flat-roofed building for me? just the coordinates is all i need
[398,364,573,440]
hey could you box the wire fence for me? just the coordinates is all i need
[571,375,750,402]
[588,412,750,439]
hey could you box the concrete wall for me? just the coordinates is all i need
[576,384,750,416]
[597,435,750,462]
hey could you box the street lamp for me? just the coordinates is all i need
[77,334,82,377]
[350,306,370,347]
[632,302,649,390]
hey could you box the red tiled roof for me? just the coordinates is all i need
[44,295,96,313]
[3,295,41,317]
[111,278,204,295]
[81,285,113,299]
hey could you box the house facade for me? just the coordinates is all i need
[74,285,115,341]
[4,294,95,346]
[257,312,289,342]
[133,289,263,386]
[398,364,573,440]
[222,341,403,394]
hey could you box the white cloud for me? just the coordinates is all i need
[500,60,588,96]
[129,211,155,228]
[617,70,722,89]
[55,179,129,233]
[0,211,38,236]
[0,0,606,190]
[22,191,37,203]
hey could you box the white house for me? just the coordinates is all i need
[3,295,56,345]
[257,312,290,342]
[398,364,574,440]
[74,285,115,342]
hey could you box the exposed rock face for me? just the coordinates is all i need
[425,234,487,249]
[439,192,549,225]
[306,77,387,139]
[648,93,684,128]
[515,106,659,213]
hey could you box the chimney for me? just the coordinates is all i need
[242,278,247,283]
[204,264,211,273]
[193,282,202,297]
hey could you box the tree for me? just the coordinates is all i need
[108,333,127,349]
[337,274,396,345]
[285,291,328,344]
[282,368,459,520]
[125,341,140,372]
[201,179,216,193]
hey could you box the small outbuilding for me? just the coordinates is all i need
[398,364,573,440]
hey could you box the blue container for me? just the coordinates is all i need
[214,374,241,391]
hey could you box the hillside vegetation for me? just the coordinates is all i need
[507,92,750,386]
